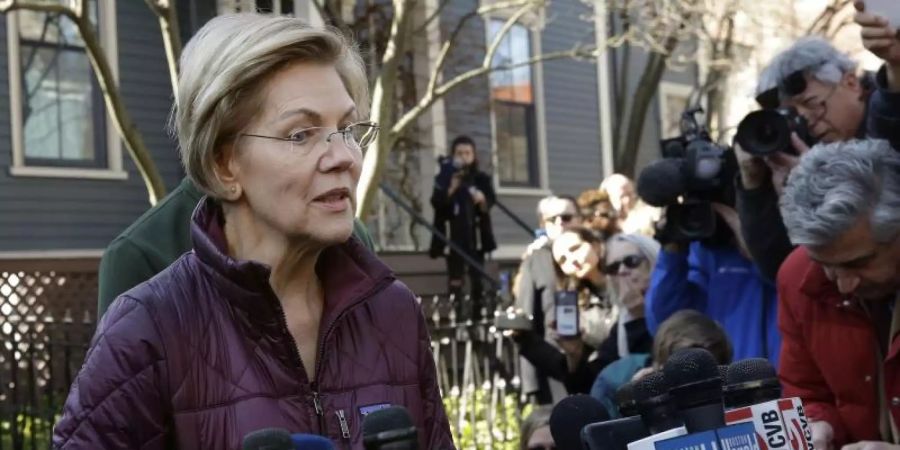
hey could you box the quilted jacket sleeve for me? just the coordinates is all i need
[52,295,169,450]
[415,304,455,450]
[776,259,848,447]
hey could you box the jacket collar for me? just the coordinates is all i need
[190,197,395,327]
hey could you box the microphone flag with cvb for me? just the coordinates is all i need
[721,358,815,450]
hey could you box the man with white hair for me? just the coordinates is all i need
[736,4,900,283]
[779,139,900,450]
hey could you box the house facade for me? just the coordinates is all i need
[0,0,698,289]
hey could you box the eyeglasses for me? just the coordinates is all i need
[240,121,379,155]
[796,84,838,123]
[604,254,645,275]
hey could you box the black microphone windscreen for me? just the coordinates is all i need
[663,348,720,389]
[615,381,639,417]
[362,406,418,450]
[718,365,730,385]
[550,395,610,450]
[726,358,776,386]
[633,371,668,403]
[242,428,294,450]
[636,159,686,207]
[723,358,782,408]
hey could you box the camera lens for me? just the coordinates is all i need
[735,110,791,156]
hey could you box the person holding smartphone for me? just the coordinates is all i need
[513,229,657,397]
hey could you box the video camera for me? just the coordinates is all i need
[637,107,737,241]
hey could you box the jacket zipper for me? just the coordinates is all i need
[272,276,395,439]
[336,410,351,439]
[312,388,325,433]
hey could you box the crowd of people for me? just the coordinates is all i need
[512,3,900,450]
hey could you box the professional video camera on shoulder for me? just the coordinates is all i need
[637,107,737,241]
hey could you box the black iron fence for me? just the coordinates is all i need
[0,259,527,449]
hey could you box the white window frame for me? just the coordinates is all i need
[657,81,695,140]
[7,0,125,180]
[217,0,323,24]
[485,10,551,197]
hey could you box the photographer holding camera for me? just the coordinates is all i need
[430,135,497,320]
[735,2,900,282]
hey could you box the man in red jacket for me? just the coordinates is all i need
[779,138,900,450]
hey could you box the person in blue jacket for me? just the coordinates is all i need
[645,202,781,367]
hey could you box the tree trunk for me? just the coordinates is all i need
[614,40,675,177]
[355,0,414,220]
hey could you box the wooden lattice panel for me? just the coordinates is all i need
[0,259,98,424]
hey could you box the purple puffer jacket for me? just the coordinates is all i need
[52,199,454,449]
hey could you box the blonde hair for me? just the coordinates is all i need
[171,13,369,198]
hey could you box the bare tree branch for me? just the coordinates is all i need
[413,0,451,34]
[394,44,593,138]
[144,0,182,100]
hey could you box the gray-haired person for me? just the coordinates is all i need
[735,3,900,283]
[778,139,900,450]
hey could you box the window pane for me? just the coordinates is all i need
[22,46,96,162]
[488,20,533,104]
[495,102,536,186]
[18,4,97,46]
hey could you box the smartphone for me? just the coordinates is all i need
[555,290,579,337]
[866,0,900,27]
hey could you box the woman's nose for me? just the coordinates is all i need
[320,136,358,172]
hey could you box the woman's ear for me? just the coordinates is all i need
[214,143,242,200]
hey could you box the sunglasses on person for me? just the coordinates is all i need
[604,254,645,275]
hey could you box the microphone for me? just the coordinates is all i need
[550,395,611,450]
[574,393,649,450]
[662,348,726,433]
[636,159,686,207]
[242,428,294,450]
[717,365,729,386]
[291,434,336,450]
[633,371,682,435]
[615,381,640,418]
[722,358,815,450]
[362,406,418,450]
[723,358,781,409]
[624,371,686,450]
